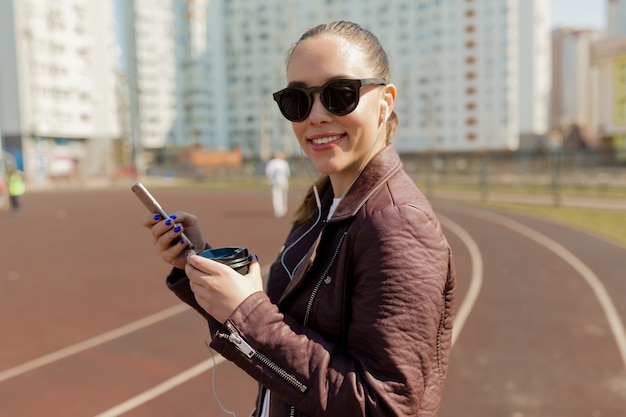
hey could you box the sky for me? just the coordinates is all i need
[550,0,607,29]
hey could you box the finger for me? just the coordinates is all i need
[141,212,163,229]
[246,255,261,277]
[186,254,224,275]
[160,237,190,266]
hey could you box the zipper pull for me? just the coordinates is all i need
[226,328,256,358]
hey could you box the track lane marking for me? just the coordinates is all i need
[468,209,626,371]
[93,355,227,417]
[438,215,483,347]
[88,224,484,415]
[0,304,190,383]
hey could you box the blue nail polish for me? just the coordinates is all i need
[254,254,259,261]
[169,214,177,219]
[165,219,172,226]
[153,214,161,221]
[174,225,181,233]
[180,239,185,245]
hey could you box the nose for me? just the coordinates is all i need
[306,92,331,123]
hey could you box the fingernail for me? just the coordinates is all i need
[165,219,172,226]
[153,214,161,221]
[180,239,185,245]
[174,225,181,233]
[254,254,259,261]
[169,214,177,219]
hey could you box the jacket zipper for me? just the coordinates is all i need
[289,231,347,416]
[218,323,308,394]
[246,230,348,416]
[303,231,347,326]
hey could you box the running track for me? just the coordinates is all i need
[0,187,624,416]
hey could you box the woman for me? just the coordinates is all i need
[143,21,456,417]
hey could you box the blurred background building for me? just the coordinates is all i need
[0,0,120,185]
[0,0,624,184]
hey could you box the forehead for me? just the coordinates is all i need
[286,35,369,84]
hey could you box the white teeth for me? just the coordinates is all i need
[311,135,341,145]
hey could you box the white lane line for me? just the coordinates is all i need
[439,215,484,347]
[471,209,626,371]
[93,355,227,417]
[90,264,273,416]
[88,229,483,416]
[0,304,190,383]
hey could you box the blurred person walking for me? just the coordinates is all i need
[265,152,291,217]
[5,165,25,214]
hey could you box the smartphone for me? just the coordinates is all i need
[131,182,195,253]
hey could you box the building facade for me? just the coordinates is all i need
[608,0,626,36]
[0,0,120,184]
[1,0,558,182]
[550,28,606,140]
[125,0,552,160]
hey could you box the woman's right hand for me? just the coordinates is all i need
[142,211,205,270]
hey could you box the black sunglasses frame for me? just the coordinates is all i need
[272,78,387,122]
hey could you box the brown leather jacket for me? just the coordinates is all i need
[167,145,456,416]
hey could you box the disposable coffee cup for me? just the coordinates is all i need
[198,246,252,274]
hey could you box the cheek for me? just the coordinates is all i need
[292,123,307,147]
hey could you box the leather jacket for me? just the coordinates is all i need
[167,145,456,416]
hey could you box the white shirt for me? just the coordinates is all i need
[265,158,291,186]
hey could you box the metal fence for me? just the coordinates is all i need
[150,149,626,207]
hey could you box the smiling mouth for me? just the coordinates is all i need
[310,134,344,145]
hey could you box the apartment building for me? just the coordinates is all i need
[0,0,119,183]
[233,0,550,153]
[608,0,626,36]
[124,0,229,156]
[550,28,606,138]
[125,0,551,159]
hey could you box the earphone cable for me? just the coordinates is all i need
[204,328,237,417]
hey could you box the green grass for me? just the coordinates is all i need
[416,181,626,200]
[476,202,626,247]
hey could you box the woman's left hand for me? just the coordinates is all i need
[185,254,264,323]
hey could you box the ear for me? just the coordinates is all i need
[382,101,389,122]
[380,84,397,123]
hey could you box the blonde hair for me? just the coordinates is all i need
[288,21,398,223]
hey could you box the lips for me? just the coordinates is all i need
[308,134,345,149]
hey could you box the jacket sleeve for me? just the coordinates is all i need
[166,267,225,337]
[209,204,454,417]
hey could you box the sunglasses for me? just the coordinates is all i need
[272,78,386,122]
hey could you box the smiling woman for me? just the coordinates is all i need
[141,21,456,417]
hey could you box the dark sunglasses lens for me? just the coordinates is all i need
[323,81,359,115]
[279,89,310,121]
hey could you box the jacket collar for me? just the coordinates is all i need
[328,144,403,221]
